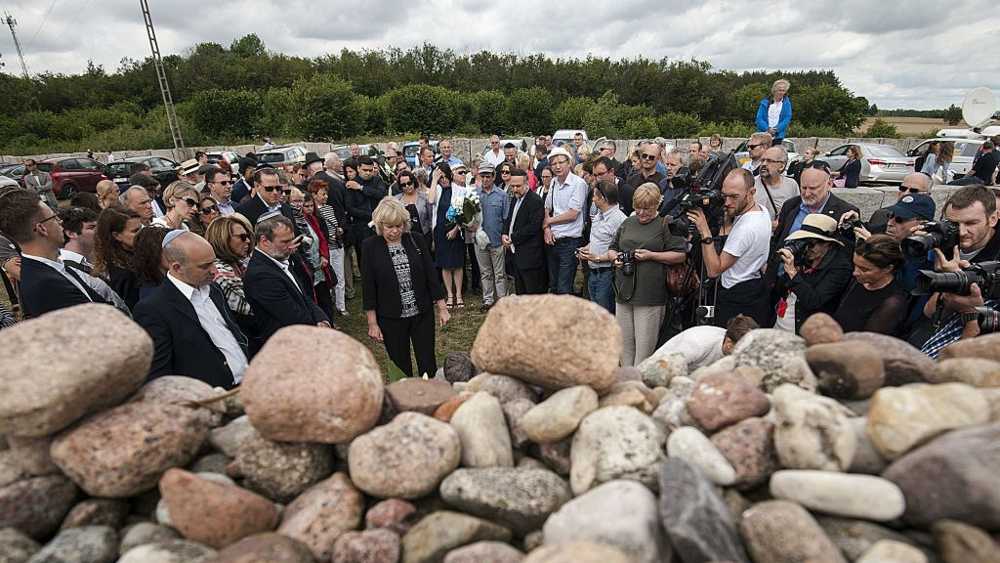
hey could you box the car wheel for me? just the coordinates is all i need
[59,183,77,200]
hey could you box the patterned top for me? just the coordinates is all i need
[213,259,251,317]
[316,205,343,249]
[388,242,418,318]
[921,299,998,359]
[0,300,15,329]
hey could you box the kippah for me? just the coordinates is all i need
[161,229,186,248]
[258,210,283,223]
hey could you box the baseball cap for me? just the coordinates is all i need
[477,162,495,175]
[886,194,935,221]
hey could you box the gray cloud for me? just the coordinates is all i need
[0,0,997,109]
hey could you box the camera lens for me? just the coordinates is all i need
[901,233,937,259]
[976,306,1000,333]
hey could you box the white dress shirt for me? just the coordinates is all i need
[58,249,92,271]
[167,273,248,384]
[21,253,92,301]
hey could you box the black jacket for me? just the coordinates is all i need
[361,232,445,319]
[346,176,388,244]
[503,190,546,271]
[133,280,247,389]
[770,244,853,332]
[232,178,251,205]
[765,193,859,291]
[235,195,297,229]
[20,257,107,318]
[244,249,329,343]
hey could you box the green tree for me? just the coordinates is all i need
[623,116,660,139]
[862,118,900,139]
[257,87,296,137]
[231,34,267,58]
[292,74,366,140]
[552,97,595,129]
[383,84,461,134]
[507,87,553,135]
[470,90,509,134]
[945,104,962,125]
[656,112,702,138]
[189,89,260,138]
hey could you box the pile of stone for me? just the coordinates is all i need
[1,299,999,563]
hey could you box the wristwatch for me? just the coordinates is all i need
[700,236,715,245]
[962,311,978,325]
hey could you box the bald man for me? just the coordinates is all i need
[133,232,248,389]
[868,172,933,234]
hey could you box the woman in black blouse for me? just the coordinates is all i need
[362,197,450,379]
[834,235,907,335]
[93,207,144,310]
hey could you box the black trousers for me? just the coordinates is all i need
[515,267,547,295]
[378,310,437,378]
[314,280,334,322]
[714,277,769,328]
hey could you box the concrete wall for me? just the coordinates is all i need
[834,185,959,223]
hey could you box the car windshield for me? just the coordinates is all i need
[957,142,982,158]
[258,152,285,163]
[863,145,905,158]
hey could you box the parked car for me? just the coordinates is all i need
[206,151,242,175]
[256,145,308,167]
[0,176,18,189]
[735,139,799,167]
[822,143,913,184]
[402,141,439,168]
[552,129,588,148]
[105,156,179,193]
[32,157,108,199]
[0,163,21,178]
[907,138,983,178]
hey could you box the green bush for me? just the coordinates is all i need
[384,84,461,134]
[657,112,702,138]
[258,87,296,138]
[470,90,509,135]
[189,89,261,139]
[622,116,660,139]
[293,74,367,140]
[508,87,553,135]
[552,97,595,130]
[862,118,900,139]
[786,123,843,138]
[359,95,388,135]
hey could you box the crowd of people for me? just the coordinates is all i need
[3,98,1000,386]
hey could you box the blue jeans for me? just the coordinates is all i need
[588,268,615,313]
[547,237,581,294]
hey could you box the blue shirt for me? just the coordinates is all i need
[790,192,832,235]
[477,186,510,247]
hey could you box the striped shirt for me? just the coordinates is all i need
[316,205,343,249]
[920,299,998,359]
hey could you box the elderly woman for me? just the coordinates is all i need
[206,215,256,344]
[308,178,347,316]
[93,207,144,310]
[605,183,687,366]
[362,197,449,379]
[428,162,467,308]
[153,181,198,230]
[756,79,793,144]
[394,170,432,237]
[95,180,120,209]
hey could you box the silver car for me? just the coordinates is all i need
[907,138,983,178]
[822,143,913,184]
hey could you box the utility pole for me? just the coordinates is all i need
[3,11,30,80]
[139,0,184,150]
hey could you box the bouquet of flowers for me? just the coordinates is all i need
[444,191,482,231]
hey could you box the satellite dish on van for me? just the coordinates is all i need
[962,87,997,129]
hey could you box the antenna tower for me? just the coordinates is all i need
[3,12,30,80]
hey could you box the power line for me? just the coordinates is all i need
[27,0,59,46]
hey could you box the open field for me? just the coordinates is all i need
[864,116,967,136]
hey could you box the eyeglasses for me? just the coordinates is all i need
[762,158,787,164]
[37,214,61,226]
[748,143,763,150]
[282,190,292,196]
[640,154,658,161]
[455,170,467,175]
[398,181,413,188]
[501,170,511,175]
[899,185,923,194]
[200,205,219,215]
[479,173,494,178]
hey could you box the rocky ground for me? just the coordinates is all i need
[0,297,999,563]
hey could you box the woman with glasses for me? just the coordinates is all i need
[93,207,144,310]
[394,170,432,237]
[205,214,258,352]
[834,234,907,335]
[189,195,220,236]
[152,181,198,230]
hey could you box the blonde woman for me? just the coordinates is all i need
[756,78,792,143]
[362,197,449,378]
[95,180,119,209]
[153,181,198,230]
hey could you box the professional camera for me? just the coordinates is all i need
[975,305,1000,334]
[780,239,812,268]
[902,220,960,259]
[617,250,636,276]
[914,261,1000,296]
[694,305,715,322]
[838,216,865,239]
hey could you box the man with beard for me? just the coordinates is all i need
[687,168,772,327]
[753,145,800,223]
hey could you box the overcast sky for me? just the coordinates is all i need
[1,0,999,110]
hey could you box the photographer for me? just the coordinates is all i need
[687,168,772,327]
[918,266,998,359]
[606,184,687,366]
[772,215,852,333]
[834,235,908,335]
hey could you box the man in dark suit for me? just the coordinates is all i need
[765,165,859,291]
[231,157,256,204]
[235,167,296,228]
[133,232,248,389]
[244,214,331,344]
[0,190,110,318]
[502,168,547,294]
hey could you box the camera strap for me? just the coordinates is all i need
[760,180,779,217]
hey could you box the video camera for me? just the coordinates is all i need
[914,261,1000,296]
[902,220,960,259]
[667,152,739,237]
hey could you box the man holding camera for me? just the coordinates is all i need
[687,168,772,327]
[754,146,800,222]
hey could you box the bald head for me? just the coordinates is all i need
[899,172,932,199]
[800,167,832,207]
[164,232,217,288]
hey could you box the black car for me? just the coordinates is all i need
[105,156,179,192]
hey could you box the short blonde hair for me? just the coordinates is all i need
[772,79,790,94]
[162,181,198,208]
[516,153,530,170]
[372,197,411,235]
[633,183,662,210]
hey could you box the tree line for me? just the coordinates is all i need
[0,36,896,155]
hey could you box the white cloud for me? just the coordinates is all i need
[0,0,998,109]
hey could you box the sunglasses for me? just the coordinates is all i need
[501,170,511,175]
[899,185,923,194]
[232,233,250,242]
[641,154,657,161]
[748,143,763,150]
[455,170,467,174]
[200,205,219,215]
[263,186,279,192]
[183,198,198,207]
[398,181,413,188]
[215,180,233,186]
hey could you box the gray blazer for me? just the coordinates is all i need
[395,191,434,236]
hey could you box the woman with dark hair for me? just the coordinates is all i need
[288,188,336,320]
[131,226,169,301]
[922,141,954,183]
[834,234,907,335]
[189,194,220,236]
[93,207,144,310]
[428,162,467,308]
[205,215,256,341]
[837,145,863,189]
[394,170,432,237]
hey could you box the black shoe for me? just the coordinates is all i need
[479,302,493,313]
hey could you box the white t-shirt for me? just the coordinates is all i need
[768,99,783,129]
[654,325,726,370]
[721,204,772,289]
[754,176,800,219]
